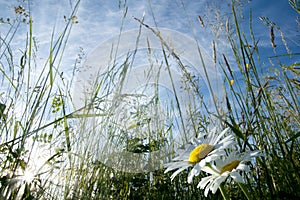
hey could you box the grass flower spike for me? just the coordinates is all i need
[198,150,262,197]
[164,128,234,183]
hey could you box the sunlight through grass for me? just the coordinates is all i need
[0,0,299,199]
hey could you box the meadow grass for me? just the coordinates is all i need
[0,0,299,199]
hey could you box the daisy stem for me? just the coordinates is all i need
[219,184,230,200]
[237,182,251,200]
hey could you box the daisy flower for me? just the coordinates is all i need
[164,127,234,183]
[198,150,262,197]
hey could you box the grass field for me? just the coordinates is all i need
[0,0,299,199]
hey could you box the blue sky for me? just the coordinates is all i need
[0,0,298,131]
[1,0,299,124]
[1,0,299,137]
[1,0,298,71]
[0,0,299,174]
[1,0,298,75]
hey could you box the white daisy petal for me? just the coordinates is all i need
[212,127,229,145]
[198,150,262,196]
[201,166,219,175]
[236,163,249,171]
[211,163,220,172]
[164,127,237,184]
[170,165,190,181]
[205,179,215,197]
[207,149,225,159]
[209,127,217,138]
[164,161,191,173]
[212,174,228,194]
[199,159,206,167]
[218,135,235,148]
[198,176,212,189]
[230,171,244,183]
[247,150,262,159]
[204,185,210,197]
[188,164,201,183]
[204,155,212,163]
[172,145,194,160]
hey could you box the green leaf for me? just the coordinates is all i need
[225,117,244,139]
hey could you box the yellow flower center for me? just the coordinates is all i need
[189,144,214,163]
[220,160,240,174]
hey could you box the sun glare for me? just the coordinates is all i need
[22,168,35,183]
